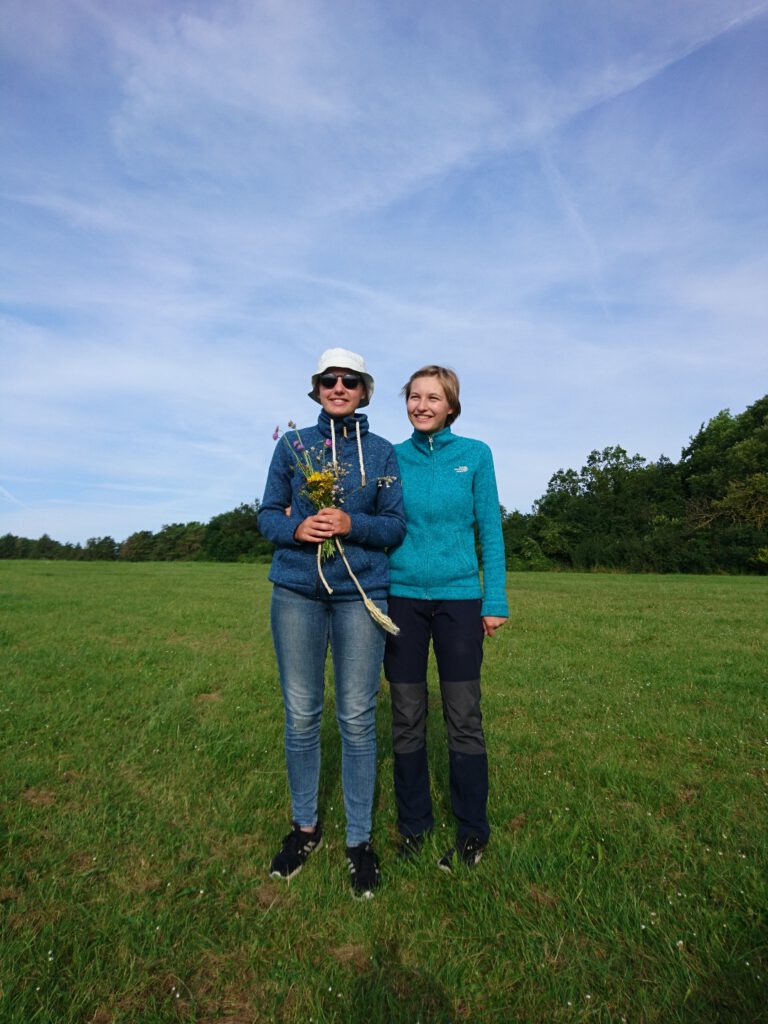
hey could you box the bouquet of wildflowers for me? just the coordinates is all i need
[272,421,399,635]
[274,420,340,559]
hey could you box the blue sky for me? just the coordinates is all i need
[2,0,767,545]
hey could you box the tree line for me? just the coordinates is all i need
[503,394,767,573]
[0,503,273,564]
[2,395,766,573]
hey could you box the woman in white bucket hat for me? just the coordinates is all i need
[258,349,405,898]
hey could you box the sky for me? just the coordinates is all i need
[2,0,767,545]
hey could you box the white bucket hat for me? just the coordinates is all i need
[309,348,374,407]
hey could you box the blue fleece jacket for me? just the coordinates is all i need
[258,410,406,600]
[387,427,509,617]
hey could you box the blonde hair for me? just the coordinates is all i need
[401,365,461,424]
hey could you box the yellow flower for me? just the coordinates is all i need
[304,469,336,509]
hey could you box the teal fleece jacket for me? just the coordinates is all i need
[388,427,509,617]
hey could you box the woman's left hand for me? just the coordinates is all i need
[482,616,508,638]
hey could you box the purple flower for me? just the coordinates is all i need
[272,426,280,441]
[293,439,305,451]
[324,438,332,447]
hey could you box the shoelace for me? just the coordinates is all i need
[359,846,379,874]
[286,828,315,852]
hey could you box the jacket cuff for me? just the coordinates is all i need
[481,601,509,618]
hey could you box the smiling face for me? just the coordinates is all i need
[406,375,455,434]
[317,366,366,418]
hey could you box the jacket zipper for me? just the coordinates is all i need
[427,433,434,590]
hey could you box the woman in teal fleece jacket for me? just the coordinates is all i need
[384,364,508,870]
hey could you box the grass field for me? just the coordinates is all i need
[1,562,766,1023]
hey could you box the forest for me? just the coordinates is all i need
[2,395,766,574]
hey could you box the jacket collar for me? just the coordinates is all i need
[318,409,369,438]
[409,425,454,452]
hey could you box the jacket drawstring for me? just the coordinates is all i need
[330,418,366,487]
[330,419,338,473]
[355,419,366,487]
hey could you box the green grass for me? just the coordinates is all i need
[1,563,766,1023]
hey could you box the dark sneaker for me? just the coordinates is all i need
[345,842,380,899]
[397,833,427,861]
[438,835,486,872]
[270,822,323,879]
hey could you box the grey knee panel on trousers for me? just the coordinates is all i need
[390,681,428,754]
[439,678,485,754]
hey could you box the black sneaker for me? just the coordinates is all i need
[269,822,323,879]
[397,833,427,861]
[438,835,486,872]
[345,842,380,899]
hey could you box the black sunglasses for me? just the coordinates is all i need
[318,373,363,390]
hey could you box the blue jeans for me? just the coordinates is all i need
[270,585,386,846]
